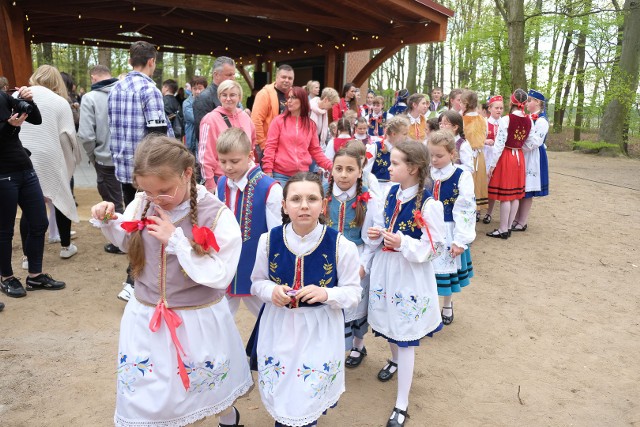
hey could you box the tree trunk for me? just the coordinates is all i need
[172,52,179,80]
[573,0,591,142]
[424,43,435,93]
[406,44,417,94]
[557,49,578,133]
[530,0,543,89]
[552,29,573,133]
[153,51,164,87]
[496,0,527,89]
[598,0,640,154]
[439,43,445,91]
[98,47,111,69]
[42,42,53,64]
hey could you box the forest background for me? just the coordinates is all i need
[29,0,640,156]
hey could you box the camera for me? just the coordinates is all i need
[10,97,33,115]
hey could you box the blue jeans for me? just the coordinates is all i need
[0,169,48,276]
[272,172,292,188]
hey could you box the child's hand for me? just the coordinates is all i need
[450,244,464,257]
[296,285,328,304]
[381,230,401,250]
[367,226,382,240]
[146,208,176,245]
[91,201,118,222]
[272,285,293,307]
[488,166,495,180]
[359,266,366,279]
[484,138,495,146]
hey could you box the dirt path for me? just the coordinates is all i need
[1,151,638,427]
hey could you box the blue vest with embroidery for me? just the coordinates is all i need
[368,112,388,137]
[371,141,391,182]
[383,185,433,240]
[326,186,368,246]
[267,225,339,308]
[533,111,549,145]
[432,168,463,222]
[218,166,276,295]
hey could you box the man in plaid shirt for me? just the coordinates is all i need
[107,40,173,301]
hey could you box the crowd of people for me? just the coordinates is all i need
[0,40,550,426]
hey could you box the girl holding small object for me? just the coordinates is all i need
[325,144,384,368]
[428,130,476,325]
[367,140,445,427]
[91,135,252,427]
[248,172,361,427]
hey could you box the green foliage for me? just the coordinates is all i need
[572,140,620,152]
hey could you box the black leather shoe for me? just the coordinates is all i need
[1,276,27,298]
[511,221,527,232]
[219,406,243,427]
[486,229,509,239]
[387,407,410,427]
[25,274,66,291]
[0,301,5,312]
[441,303,454,325]
[104,243,125,254]
[377,360,398,382]
[345,346,367,368]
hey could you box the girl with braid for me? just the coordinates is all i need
[90,135,251,427]
[325,144,384,369]
[367,139,446,427]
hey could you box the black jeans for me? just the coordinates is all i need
[95,163,124,213]
[0,169,48,276]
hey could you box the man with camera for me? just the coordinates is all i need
[0,86,66,308]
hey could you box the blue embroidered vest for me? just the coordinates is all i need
[533,111,548,146]
[371,140,391,182]
[267,225,339,308]
[218,166,276,295]
[383,185,433,240]
[326,186,368,246]
[432,167,463,222]
[368,111,387,137]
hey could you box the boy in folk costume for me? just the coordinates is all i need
[367,96,390,141]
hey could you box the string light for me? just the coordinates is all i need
[181,29,184,33]
[225,17,229,23]
[78,13,82,19]
[25,14,28,21]
[190,31,193,36]
[390,20,393,24]
[305,28,309,32]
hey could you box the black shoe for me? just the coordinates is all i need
[387,407,410,427]
[345,346,367,368]
[104,243,125,254]
[1,276,27,298]
[486,229,509,239]
[0,301,5,312]
[511,221,527,232]
[377,360,398,382]
[482,213,492,224]
[25,274,66,291]
[219,406,243,427]
[441,303,454,325]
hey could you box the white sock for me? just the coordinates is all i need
[349,337,365,358]
[394,346,415,423]
[442,296,453,317]
[385,343,399,374]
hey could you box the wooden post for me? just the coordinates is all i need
[0,0,33,86]
[324,50,336,89]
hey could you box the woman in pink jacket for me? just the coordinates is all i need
[198,80,256,191]
[262,86,332,186]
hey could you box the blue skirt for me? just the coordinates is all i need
[525,145,549,198]
[373,322,443,347]
[436,248,474,296]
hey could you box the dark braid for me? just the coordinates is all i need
[353,176,365,227]
[188,173,208,256]
[128,200,151,279]
[325,174,335,218]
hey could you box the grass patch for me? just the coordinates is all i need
[572,140,620,151]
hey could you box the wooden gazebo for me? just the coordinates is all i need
[0,0,453,89]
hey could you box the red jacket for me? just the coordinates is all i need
[262,114,333,176]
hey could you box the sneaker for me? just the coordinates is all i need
[0,276,27,298]
[21,256,28,270]
[48,230,77,244]
[60,243,78,259]
[25,273,65,291]
[104,243,125,254]
[118,283,134,302]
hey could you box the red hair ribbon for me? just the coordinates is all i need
[488,95,503,105]
[192,225,220,252]
[365,151,373,160]
[352,191,371,208]
[510,93,526,113]
[121,218,154,233]
[413,210,436,255]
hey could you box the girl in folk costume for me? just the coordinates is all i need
[324,117,353,159]
[438,110,473,174]
[482,95,504,224]
[428,130,476,325]
[367,95,390,141]
[332,82,360,121]
[460,90,489,221]
[90,135,252,427]
[486,89,533,239]
[404,93,430,143]
[354,116,371,145]
[448,88,463,114]
[388,89,410,116]
[325,144,384,369]
[512,89,550,232]
[367,139,445,427]
[248,172,361,427]
[215,128,283,317]
[366,115,410,196]
[361,89,375,117]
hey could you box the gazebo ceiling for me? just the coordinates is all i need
[17,0,453,63]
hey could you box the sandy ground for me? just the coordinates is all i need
[1,151,639,427]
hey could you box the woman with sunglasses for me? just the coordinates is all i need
[261,86,333,187]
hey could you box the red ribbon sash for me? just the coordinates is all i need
[149,302,190,391]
